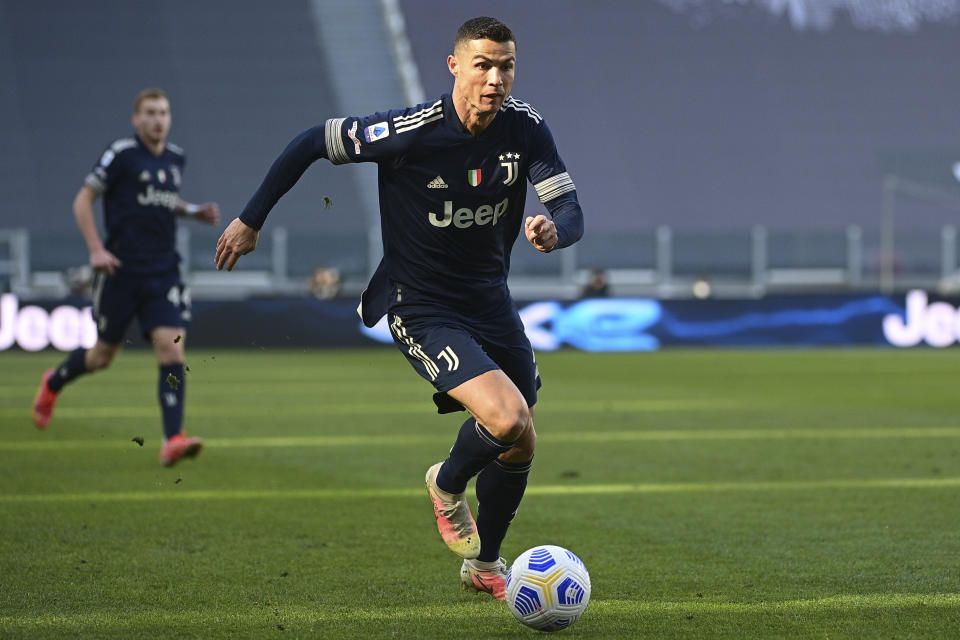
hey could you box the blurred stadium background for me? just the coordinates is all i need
[2,0,960,350]
[5,4,960,637]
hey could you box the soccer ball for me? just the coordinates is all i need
[505,545,591,632]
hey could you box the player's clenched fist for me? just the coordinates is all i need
[215,218,259,271]
[525,214,558,252]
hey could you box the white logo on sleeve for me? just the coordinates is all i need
[347,120,362,155]
[364,122,390,142]
[99,149,115,168]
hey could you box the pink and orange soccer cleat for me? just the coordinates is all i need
[461,557,507,600]
[425,462,480,559]
[159,432,204,467]
[32,368,59,430]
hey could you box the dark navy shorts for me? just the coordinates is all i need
[91,269,192,345]
[388,294,540,414]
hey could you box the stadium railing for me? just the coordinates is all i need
[5,224,960,300]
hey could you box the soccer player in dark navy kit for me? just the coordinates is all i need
[215,17,583,599]
[32,88,220,467]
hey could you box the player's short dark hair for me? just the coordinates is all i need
[134,88,168,113]
[454,17,515,51]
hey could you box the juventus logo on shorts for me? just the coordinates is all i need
[437,346,460,371]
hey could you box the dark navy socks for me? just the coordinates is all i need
[158,363,185,440]
[47,348,88,392]
[476,458,532,562]
[436,418,515,494]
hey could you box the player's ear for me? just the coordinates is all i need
[447,53,459,78]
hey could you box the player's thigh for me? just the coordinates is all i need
[388,311,498,411]
[446,369,531,441]
[90,271,138,345]
[480,320,540,411]
[138,273,192,343]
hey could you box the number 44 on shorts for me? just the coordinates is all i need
[166,284,192,321]
[437,346,459,371]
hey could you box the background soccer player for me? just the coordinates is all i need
[214,17,583,599]
[32,88,220,467]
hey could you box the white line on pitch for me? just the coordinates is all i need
[2,477,958,503]
[2,426,960,451]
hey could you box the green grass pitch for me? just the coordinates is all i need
[2,347,960,638]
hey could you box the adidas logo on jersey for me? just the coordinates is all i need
[427,176,448,189]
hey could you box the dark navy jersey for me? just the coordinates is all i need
[84,134,185,275]
[325,93,578,322]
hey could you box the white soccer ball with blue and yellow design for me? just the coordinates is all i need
[505,545,591,631]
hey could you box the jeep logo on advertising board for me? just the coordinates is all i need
[0,294,97,351]
[882,290,960,348]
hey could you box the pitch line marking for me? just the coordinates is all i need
[0,398,736,419]
[3,426,960,451]
[2,477,959,504]
[1,594,959,629]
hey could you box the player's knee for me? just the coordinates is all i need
[86,348,115,371]
[155,346,183,365]
[484,403,532,443]
[502,422,536,462]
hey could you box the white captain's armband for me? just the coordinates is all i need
[84,170,107,193]
[533,172,576,203]
[325,117,353,165]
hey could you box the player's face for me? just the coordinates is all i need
[132,97,171,146]
[449,38,516,117]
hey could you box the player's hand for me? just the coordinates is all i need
[195,202,221,225]
[215,218,259,271]
[525,215,558,253]
[90,248,122,276]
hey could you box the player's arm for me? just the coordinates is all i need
[525,120,584,253]
[525,191,584,253]
[216,111,401,271]
[175,199,220,225]
[73,184,122,275]
[215,124,329,271]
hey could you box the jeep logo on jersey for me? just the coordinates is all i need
[428,197,509,229]
[137,184,179,210]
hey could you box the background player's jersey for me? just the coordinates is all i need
[85,135,186,275]
[326,93,576,321]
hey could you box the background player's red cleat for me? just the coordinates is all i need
[32,369,58,429]
[159,432,204,467]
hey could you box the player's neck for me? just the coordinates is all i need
[458,110,498,136]
[144,140,165,156]
[136,133,166,157]
[452,95,497,136]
